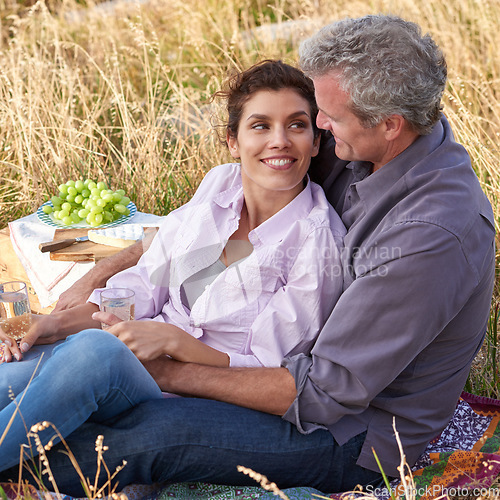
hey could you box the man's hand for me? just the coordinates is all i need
[52,273,100,312]
[142,357,185,393]
[52,236,152,313]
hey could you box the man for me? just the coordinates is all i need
[3,14,495,496]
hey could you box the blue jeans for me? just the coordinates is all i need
[0,329,162,471]
[0,331,382,497]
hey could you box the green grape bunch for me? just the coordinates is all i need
[42,179,131,227]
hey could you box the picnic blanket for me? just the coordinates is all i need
[1,392,499,499]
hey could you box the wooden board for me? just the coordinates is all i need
[49,227,158,262]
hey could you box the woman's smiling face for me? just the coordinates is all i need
[227,88,320,199]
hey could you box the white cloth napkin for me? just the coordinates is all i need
[9,211,164,308]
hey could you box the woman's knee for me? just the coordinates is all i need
[57,329,134,372]
[51,329,119,371]
[64,328,125,354]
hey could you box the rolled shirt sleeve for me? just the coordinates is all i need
[87,210,182,319]
[87,164,239,318]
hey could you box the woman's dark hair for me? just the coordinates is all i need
[214,60,319,139]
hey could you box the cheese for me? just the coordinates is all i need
[88,224,144,248]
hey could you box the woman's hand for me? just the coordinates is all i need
[91,314,173,362]
[91,313,229,367]
[0,331,22,363]
[1,303,100,363]
[0,314,59,363]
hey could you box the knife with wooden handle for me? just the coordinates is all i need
[39,236,89,253]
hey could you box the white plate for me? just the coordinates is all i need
[37,201,137,229]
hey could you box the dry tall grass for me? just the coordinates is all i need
[0,0,499,226]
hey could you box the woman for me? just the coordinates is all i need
[0,60,345,471]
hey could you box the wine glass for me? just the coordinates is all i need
[0,281,32,343]
[99,288,135,331]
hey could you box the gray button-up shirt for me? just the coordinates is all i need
[282,115,496,476]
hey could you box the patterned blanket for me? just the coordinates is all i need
[2,392,500,499]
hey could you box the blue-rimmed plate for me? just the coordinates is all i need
[37,201,137,229]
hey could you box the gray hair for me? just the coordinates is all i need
[299,15,447,135]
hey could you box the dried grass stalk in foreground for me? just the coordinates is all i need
[237,465,290,500]
[14,423,127,500]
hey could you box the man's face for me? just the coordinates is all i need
[313,73,388,168]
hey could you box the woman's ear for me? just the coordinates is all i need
[311,134,321,158]
[227,131,240,159]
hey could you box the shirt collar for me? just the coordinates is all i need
[212,168,315,246]
[351,116,446,211]
[212,169,245,214]
[251,177,314,246]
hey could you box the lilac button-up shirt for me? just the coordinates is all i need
[89,163,346,368]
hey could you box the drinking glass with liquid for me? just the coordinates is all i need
[0,281,32,343]
[99,288,135,330]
